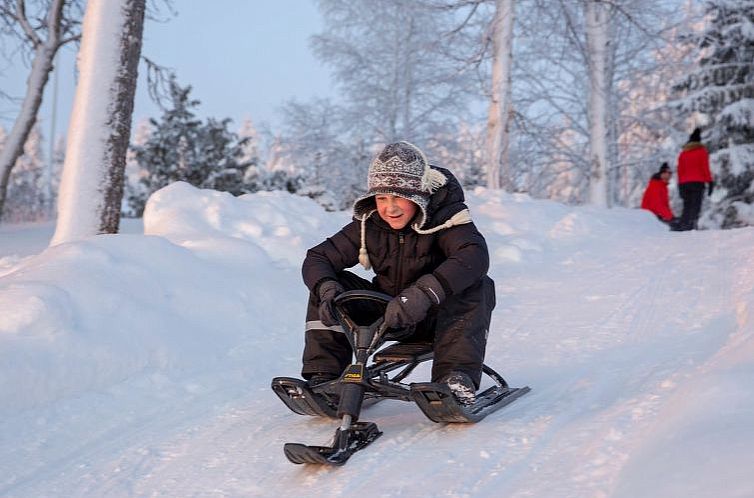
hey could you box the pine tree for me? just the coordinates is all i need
[674,0,754,228]
[128,78,252,215]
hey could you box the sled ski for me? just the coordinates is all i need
[283,421,382,466]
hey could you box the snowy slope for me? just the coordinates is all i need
[1,182,753,497]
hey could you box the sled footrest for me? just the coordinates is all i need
[411,382,531,423]
[271,377,338,418]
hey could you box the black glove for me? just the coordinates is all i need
[707,181,714,197]
[384,274,446,329]
[317,280,344,326]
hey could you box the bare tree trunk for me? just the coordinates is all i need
[52,0,145,244]
[585,0,610,207]
[0,0,67,220]
[486,0,515,191]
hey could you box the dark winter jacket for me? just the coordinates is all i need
[640,174,674,221]
[302,167,489,299]
[677,142,713,184]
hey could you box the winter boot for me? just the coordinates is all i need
[441,371,477,406]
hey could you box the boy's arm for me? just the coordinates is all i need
[432,222,490,297]
[302,221,361,292]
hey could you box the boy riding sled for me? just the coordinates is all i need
[300,141,495,405]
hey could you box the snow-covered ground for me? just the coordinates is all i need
[1,182,752,497]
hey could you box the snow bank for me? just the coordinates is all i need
[0,182,347,414]
[467,188,666,271]
[143,181,349,267]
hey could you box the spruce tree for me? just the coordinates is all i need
[129,78,251,215]
[674,0,754,228]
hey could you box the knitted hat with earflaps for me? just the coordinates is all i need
[353,141,446,229]
[352,141,472,270]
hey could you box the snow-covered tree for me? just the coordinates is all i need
[611,2,702,208]
[674,0,754,228]
[127,78,252,216]
[509,0,693,206]
[266,0,483,209]
[2,125,47,222]
[52,0,145,244]
[486,0,515,191]
[238,117,264,191]
[48,134,65,215]
[427,120,486,187]
[311,0,476,145]
[0,0,83,221]
[123,119,151,217]
[584,0,611,207]
[544,125,586,204]
[275,98,366,210]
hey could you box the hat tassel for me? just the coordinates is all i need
[359,211,374,270]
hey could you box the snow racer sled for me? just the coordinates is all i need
[271,290,530,466]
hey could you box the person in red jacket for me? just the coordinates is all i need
[674,127,714,231]
[641,163,675,224]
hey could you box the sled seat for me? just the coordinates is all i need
[373,342,434,364]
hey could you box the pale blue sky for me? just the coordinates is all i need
[1,0,335,143]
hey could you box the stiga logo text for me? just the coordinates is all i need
[343,365,364,383]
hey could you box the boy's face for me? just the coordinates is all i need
[375,194,418,230]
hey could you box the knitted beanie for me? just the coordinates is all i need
[689,127,702,143]
[353,141,447,230]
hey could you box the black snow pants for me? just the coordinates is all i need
[678,182,705,230]
[301,271,495,388]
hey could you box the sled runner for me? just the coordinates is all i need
[271,290,530,466]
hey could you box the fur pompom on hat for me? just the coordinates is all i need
[353,141,447,230]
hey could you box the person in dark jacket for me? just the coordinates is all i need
[640,163,675,224]
[674,128,713,231]
[300,141,494,405]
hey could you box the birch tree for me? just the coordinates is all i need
[52,0,145,244]
[311,0,475,145]
[584,0,610,207]
[512,0,687,205]
[486,0,515,191]
[0,0,82,220]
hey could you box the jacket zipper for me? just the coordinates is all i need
[395,232,405,296]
